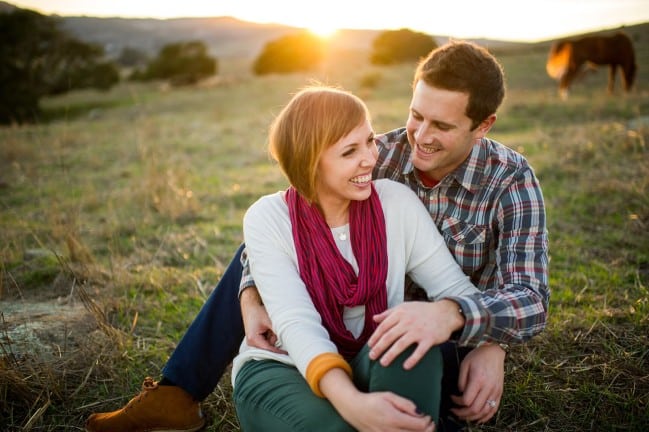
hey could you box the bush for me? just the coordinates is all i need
[133,41,218,85]
[253,32,324,75]
[370,28,437,65]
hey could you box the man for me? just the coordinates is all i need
[86,40,549,432]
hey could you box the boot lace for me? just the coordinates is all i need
[124,376,158,411]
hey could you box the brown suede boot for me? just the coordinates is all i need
[85,377,205,432]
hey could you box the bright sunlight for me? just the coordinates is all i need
[307,23,339,38]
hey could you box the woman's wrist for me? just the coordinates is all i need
[320,368,363,420]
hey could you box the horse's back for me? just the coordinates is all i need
[574,32,635,65]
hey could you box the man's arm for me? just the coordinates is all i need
[451,167,550,346]
[239,248,285,353]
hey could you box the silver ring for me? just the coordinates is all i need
[486,399,497,408]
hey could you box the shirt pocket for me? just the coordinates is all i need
[440,217,491,278]
[441,217,488,245]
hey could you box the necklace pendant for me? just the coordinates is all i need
[338,232,347,241]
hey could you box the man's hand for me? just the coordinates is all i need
[240,287,286,354]
[451,343,505,424]
[367,299,464,369]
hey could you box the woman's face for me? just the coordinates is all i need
[315,119,378,213]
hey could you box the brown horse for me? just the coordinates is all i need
[546,31,637,99]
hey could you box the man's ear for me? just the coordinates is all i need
[475,114,497,139]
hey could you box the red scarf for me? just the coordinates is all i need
[287,184,388,359]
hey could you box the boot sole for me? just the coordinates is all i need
[85,420,205,432]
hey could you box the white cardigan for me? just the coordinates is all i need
[232,179,478,386]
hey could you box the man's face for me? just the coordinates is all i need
[406,80,492,181]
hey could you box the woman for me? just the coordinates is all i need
[232,86,479,431]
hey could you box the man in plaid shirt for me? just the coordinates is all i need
[358,41,548,430]
[86,41,548,432]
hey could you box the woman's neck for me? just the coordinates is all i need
[317,197,350,228]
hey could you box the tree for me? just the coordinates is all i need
[253,32,324,75]
[133,41,217,85]
[0,8,120,124]
[117,46,149,68]
[370,29,438,65]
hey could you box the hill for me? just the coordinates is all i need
[57,15,302,59]
[0,1,532,59]
[2,1,648,61]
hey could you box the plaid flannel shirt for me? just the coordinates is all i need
[241,127,549,346]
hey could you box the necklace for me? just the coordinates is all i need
[333,225,349,241]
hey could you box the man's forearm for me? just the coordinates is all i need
[240,285,262,308]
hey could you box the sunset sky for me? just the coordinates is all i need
[9,0,649,42]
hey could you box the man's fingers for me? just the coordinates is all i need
[372,309,390,323]
[247,332,287,354]
[402,343,430,370]
[368,312,395,347]
[377,332,416,367]
[368,321,401,359]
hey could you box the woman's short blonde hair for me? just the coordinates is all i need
[269,85,370,203]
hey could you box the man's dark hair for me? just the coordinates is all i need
[414,40,505,129]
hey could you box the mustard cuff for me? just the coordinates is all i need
[305,352,352,398]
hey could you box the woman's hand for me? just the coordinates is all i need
[450,343,505,424]
[321,369,435,432]
[349,392,436,432]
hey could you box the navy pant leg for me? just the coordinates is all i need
[438,342,472,432]
[162,243,246,401]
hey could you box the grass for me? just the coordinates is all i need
[1,30,648,431]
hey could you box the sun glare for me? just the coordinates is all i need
[307,23,339,38]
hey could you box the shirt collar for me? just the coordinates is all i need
[401,137,487,193]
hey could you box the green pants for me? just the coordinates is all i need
[233,344,442,432]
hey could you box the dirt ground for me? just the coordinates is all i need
[1,251,103,363]
[1,299,95,361]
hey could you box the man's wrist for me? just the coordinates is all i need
[441,299,465,340]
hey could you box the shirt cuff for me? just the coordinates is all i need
[447,296,486,345]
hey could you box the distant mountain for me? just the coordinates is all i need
[57,15,306,59]
[9,1,642,62]
[0,1,520,60]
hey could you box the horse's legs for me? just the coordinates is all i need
[607,65,617,94]
[622,62,637,92]
[559,63,581,99]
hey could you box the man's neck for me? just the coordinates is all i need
[416,169,440,188]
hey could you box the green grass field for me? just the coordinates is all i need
[1,29,648,431]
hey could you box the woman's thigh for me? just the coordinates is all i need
[233,360,355,432]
